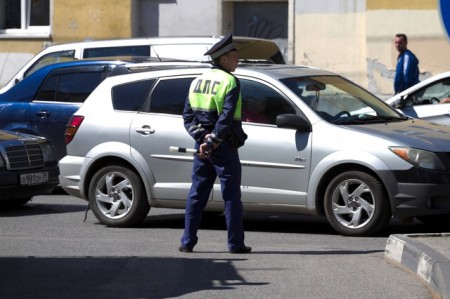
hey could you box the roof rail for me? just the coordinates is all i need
[108,61,212,77]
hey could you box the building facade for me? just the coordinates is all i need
[0,0,448,98]
[294,0,450,98]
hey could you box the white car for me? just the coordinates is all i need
[386,71,450,126]
[1,36,285,93]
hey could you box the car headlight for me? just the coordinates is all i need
[40,142,56,162]
[389,147,446,171]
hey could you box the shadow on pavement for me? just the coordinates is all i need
[0,256,267,299]
[0,201,87,217]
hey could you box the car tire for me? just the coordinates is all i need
[324,171,391,236]
[88,165,150,227]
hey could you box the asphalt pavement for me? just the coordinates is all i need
[385,233,450,299]
[1,194,448,298]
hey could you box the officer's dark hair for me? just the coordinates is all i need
[395,33,408,42]
[211,49,236,65]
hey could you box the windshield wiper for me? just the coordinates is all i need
[331,115,406,125]
[360,115,406,122]
[331,118,365,124]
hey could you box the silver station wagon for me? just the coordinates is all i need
[59,63,450,236]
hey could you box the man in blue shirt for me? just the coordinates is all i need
[394,33,420,94]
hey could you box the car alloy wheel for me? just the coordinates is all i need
[324,171,391,236]
[89,165,150,227]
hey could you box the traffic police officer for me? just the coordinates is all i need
[179,33,251,254]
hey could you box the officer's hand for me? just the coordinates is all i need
[198,143,212,159]
[203,134,219,149]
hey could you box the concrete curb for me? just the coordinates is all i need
[385,234,450,299]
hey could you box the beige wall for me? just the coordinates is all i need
[294,10,367,87]
[52,0,133,43]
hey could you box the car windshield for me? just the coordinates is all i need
[280,76,406,124]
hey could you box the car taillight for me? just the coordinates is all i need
[65,115,84,144]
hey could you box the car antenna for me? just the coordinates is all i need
[140,27,162,62]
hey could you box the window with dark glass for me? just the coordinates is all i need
[84,46,150,58]
[112,80,156,111]
[37,69,108,103]
[36,75,57,101]
[0,0,20,29]
[241,79,296,124]
[0,0,50,30]
[55,72,105,102]
[30,0,49,26]
[148,78,194,115]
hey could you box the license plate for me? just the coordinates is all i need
[20,172,49,186]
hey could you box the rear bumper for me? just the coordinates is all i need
[58,155,84,199]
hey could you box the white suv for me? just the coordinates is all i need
[1,36,285,93]
[59,63,450,236]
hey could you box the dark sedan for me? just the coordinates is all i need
[0,130,59,207]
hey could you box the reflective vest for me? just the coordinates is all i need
[189,69,242,120]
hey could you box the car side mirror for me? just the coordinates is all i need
[399,94,414,108]
[276,114,312,132]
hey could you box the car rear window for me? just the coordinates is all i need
[83,46,150,58]
[112,79,156,111]
[37,70,106,103]
[147,77,194,115]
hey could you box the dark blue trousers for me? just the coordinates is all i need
[180,142,245,251]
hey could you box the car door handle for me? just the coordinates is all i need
[35,110,50,118]
[135,125,155,135]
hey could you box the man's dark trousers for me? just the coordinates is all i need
[180,142,245,251]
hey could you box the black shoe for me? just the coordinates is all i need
[229,246,252,254]
[179,246,193,253]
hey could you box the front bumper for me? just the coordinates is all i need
[387,168,450,219]
[0,166,60,200]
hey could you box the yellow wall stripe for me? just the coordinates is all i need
[367,0,436,10]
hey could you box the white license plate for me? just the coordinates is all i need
[20,172,49,186]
